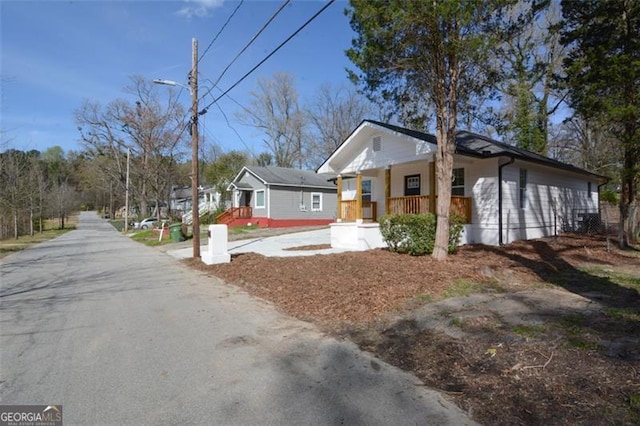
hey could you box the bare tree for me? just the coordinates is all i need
[76,76,189,218]
[238,73,309,168]
[0,150,29,238]
[551,115,620,176]
[306,84,374,167]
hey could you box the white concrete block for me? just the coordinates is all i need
[202,224,231,265]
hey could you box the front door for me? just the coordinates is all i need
[239,191,252,207]
[404,174,421,196]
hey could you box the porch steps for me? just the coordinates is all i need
[181,201,212,225]
[214,207,253,226]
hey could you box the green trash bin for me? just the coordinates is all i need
[169,223,185,242]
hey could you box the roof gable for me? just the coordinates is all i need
[317,120,437,174]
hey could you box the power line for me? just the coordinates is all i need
[213,102,255,155]
[201,78,267,127]
[197,0,245,65]
[199,0,335,115]
[199,0,291,103]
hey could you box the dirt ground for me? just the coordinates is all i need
[194,233,640,425]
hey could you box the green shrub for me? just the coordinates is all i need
[379,213,464,256]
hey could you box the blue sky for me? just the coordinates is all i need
[1,0,356,157]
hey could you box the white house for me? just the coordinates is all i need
[317,120,607,250]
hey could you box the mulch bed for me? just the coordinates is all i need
[192,234,640,425]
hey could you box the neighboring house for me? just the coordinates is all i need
[317,120,607,250]
[222,166,337,227]
[170,185,223,224]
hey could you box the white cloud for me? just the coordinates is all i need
[176,0,224,19]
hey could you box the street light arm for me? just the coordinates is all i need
[153,78,191,94]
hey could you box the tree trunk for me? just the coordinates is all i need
[432,26,459,261]
[13,209,18,240]
[433,133,454,260]
[29,199,34,237]
[629,201,638,245]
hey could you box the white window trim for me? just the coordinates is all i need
[452,167,465,196]
[255,189,266,209]
[519,169,528,209]
[311,192,322,212]
[362,179,372,202]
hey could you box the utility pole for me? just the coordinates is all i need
[124,146,130,233]
[190,38,200,259]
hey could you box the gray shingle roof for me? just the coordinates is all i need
[244,166,336,189]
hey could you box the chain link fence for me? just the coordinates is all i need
[568,204,620,235]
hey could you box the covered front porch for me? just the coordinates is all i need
[335,164,472,224]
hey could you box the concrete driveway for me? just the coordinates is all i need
[0,212,475,425]
[167,227,351,259]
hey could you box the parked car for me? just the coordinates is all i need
[134,217,158,230]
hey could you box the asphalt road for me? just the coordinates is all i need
[1,211,475,425]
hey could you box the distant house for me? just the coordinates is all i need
[221,166,337,227]
[317,120,607,250]
[170,185,222,224]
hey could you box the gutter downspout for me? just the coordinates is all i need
[597,180,609,204]
[498,156,515,245]
[597,178,610,219]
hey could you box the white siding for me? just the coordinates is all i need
[500,162,598,244]
[467,158,500,245]
[340,133,435,174]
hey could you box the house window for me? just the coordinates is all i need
[519,169,528,209]
[311,193,322,211]
[255,190,265,209]
[362,179,372,202]
[404,174,421,196]
[452,168,465,196]
[372,136,382,152]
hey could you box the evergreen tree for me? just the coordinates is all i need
[561,0,640,246]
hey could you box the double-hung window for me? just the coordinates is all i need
[362,180,372,202]
[255,190,265,209]
[519,169,528,209]
[452,168,465,196]
[311,193,322,211]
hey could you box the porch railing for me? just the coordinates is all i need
[215,206,252,225]
[388,195,429,215]
[339,195,472,224]
[340,200,377,222]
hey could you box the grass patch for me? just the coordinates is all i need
[561,313,586,329]
[605,307,640,321]
[441,279,504,299]
[110,219,126,232]
[579,266,640,289]
[130,229,171,246]
[512,324,547,338]
[414,293,434,303]
[566,335,600,350]
[228,225,258,235]
[0,228,75,258]
[450,316,464,328]
[557,313,600,350]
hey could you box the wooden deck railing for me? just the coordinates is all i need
[340,196,471,223]
[340,200,377,222]
[215,206,252,225]
[388,195,429,215]
[449,196,472,224]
